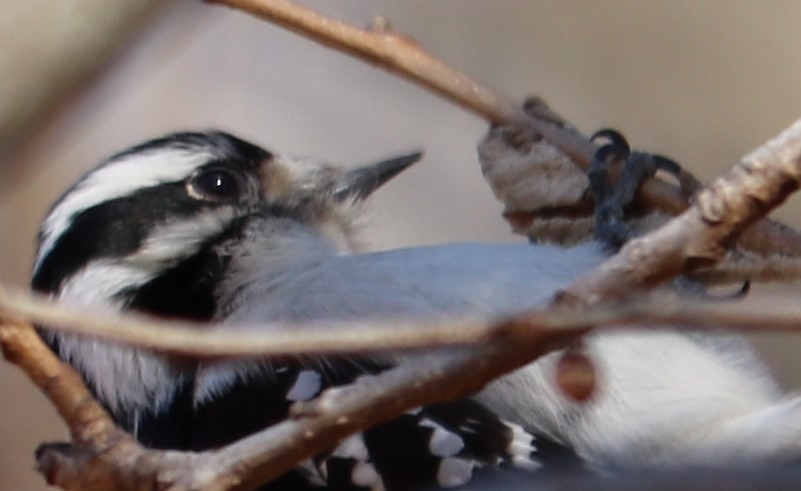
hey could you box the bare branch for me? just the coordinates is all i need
[0,318,122,476]
[209,0,692,216]
[6,284,801,363]
[211,0,525,125]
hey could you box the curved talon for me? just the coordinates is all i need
[674,277,751,301]
[651,154,683,177]
[589,131,633,250]
[588,144,614,204]
[590,128,631,156]
[734,280,752,299]
[591,130,681,177]
[592,143,627,166]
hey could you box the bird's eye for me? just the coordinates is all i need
[187,168,245,202]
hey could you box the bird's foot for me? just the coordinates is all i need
[588,129,682,251]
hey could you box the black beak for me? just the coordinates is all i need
[333,151,423,202]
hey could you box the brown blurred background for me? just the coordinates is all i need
[3,1,801,489]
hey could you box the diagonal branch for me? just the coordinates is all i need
[213,0,801,259]
[209,0,680,210]
[5,284,801,361]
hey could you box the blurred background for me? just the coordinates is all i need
[3,1,801,489]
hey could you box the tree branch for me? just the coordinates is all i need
[4,284,801,362]
[212,0,801,260]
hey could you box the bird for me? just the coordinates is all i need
[31,130,801,490]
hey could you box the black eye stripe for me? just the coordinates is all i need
[33,183,221,294]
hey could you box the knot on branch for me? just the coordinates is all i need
[36,441,115,490]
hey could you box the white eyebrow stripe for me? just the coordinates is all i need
[36,149,217,269]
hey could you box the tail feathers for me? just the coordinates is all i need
[194,362,581,490]
[304,399,565,490]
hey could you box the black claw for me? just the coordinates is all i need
[588,130,633,250]
[651,154,683,177]
[590,128,631,156]
[588,129,682,251]
[674,277,751,301]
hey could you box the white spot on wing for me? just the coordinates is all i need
[419,419,464,457]
[457,424,479,435]
[286,370,323,401]
[437,457,474,488]
[324,434,385,490]
[331,434,369,460]
[352,462,385,491]
[505,422,542,472]
[297,459,327,487]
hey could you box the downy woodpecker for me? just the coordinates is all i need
[32,131,801,490]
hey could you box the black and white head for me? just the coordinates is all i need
[30,132,563,488]
[31,130,419,423]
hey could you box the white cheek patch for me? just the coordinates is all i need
[37,149,217,268]
[130,207,237,265]
[47,330,178,418]
[54,263,177,417]
[57,208,238,306]
[51,208,241,416]
[59,262,154,308]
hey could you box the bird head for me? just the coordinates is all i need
[33,130,420,318]
[30,130,419,418]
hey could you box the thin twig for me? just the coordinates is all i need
[0,319,119,454]
[210,0,692,215]
[213,0,525,124]
[7,285,801,361]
